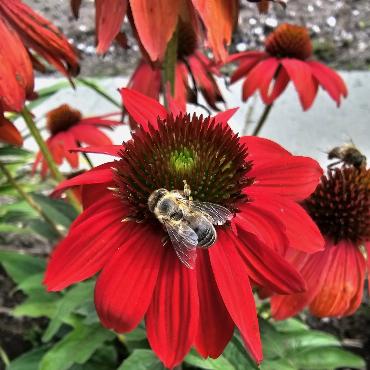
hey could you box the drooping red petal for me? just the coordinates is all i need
[307,61,348,106]
[0,116,23,146]
[119,88,168,130]
[95,0,128,54]
[52,162,115,197]
[271,247,332,320]
[236,202,289,254]
[146,247,198,368]
[130,0,182,61]
[366,242,370,295]
[128,59,161,101]
[242,58,278,101]
[69,145,122,156]
[213,107,238,128]
[229,55,267,84]
[261,65,290,105]
[44,195,131,290]
[195,250,234,358]
[95,226,164,332]
[247,155,323,201]
[209,229,262,363]
[227,51,268,63]
[309,241,366,317]
[233,227,306,294]
[173,62,188,113]
[59,131,79,168]
[281,58,317,111]
[246,191,325,253]
[192,0,239,61]
[70,124,112,146]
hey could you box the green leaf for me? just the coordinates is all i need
[39,323,115,370]
[273,318,309,333]
[223,336,258,370]
[0,223,33,235]
[17,273,44,294]
[283,331,340,352]
[185,349,235,370]
[260,358,296,370]
[43,281,95,341]
[289,346,366,369]
[7,347,47,370]
[0,250,45,284]
[117,350,164,370]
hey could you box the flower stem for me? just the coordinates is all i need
[163,27,178,106]
[252,103,273,136]
[0,162,64,239]
[0,345,9,367]
[82,151,94,169]
[21,107,81,212]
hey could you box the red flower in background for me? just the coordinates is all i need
[0,0,79,147]
[228,23,348,111]
[33,104,119,177]
[128,20,223,114]
[247,0,287,13]
[271,166,370,319]
[44,89,324,368]
[71,0,238,62]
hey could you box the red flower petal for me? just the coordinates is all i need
[261,65,290,105]
[52,162,115,197]
[213,107,239,128]
[240,136,291,159]
[130,0,181,61]
[309,241,366,317]
[70,124,112,146]
[95,0,128,54]
[271,248,332,320]
[247,155,323,201]
[0,116,23,146]
[69,145,122,156]
[246,191,325,253]
[146,247,198,368]
[227,51,268,63]
[308,61,348,106]
[95,226,164,332]
[209,230,262,363]
[281,58,318,111]
[119,88,167,130]
[229,55,267,84]
[60,131,79,168]
[242,58,278,101]
[44,196,130,290]
[195,250,234,358]
[192,0,238,61]
[173,62,188,113]
[233,228,306,294]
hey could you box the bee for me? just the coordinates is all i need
[148,181,233,269]
[328,143,367,169]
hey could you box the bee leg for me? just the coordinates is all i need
[328,160,342,169]
[183,180,193,200]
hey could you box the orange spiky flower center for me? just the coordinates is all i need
[46,104,82,135]
[265,23,313,60]
[113,114,253,220]
[304,167,370,245]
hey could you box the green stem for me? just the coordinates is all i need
[0,162,64,238]
[82,151,94,169]
[252,103,273,136]
[77,78,121,108]
[162,27,178,107]
[0,345,9,367]
[21,107,82,212]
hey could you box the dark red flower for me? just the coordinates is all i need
[128,20,223,114]
[33,104,119,177]
[228,23,348,111]
[44,89,324,368]
[271,166,370,319]
[0,0,79,146]
[72,0,238,62]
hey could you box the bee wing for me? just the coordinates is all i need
[165,222,198,269]
[191,201,233,225]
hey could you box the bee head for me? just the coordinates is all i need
[148,189,169,213]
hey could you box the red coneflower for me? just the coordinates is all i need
[271,166,370,319]
[44,89,324,368]
[33,104,119,178]
[0,0,79,146]
[228,23,348,111]
[128,19,223,113]
[71,0,238,61]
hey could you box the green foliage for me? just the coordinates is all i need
[117,350,164,370]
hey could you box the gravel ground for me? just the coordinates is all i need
[25,0,370,76]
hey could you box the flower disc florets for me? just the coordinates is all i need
[265,23,313,60]
[46,104,82,135]
[304,167,370,244]
[114,114,252,219]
